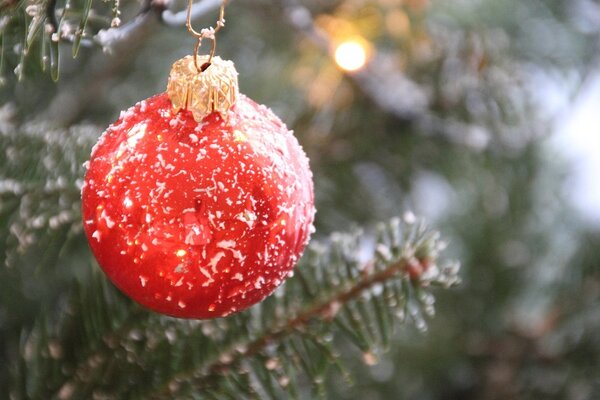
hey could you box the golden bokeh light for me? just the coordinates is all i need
[334,39,369,72]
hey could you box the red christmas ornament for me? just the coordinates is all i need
[81,55,315,319]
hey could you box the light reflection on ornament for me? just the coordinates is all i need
[126,123,147,148]
[123,196,133,208]
[334,39,369,72]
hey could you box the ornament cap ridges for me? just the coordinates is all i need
[167,55,239,122]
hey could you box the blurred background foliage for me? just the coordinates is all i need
[1,0,600,398]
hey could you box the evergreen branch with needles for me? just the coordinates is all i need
[14,216,459,399]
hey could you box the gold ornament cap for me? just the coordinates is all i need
[167,55,239,122]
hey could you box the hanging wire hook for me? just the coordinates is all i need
[186,0,227,73]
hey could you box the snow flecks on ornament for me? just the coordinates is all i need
[254,276,265,289]
[82,93,315,319]
[99,209,115,229]
[183,206,212,246]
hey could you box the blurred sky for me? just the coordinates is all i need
[553,72,600,226]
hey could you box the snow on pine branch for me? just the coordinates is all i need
[0,108,99,266]
[155,217,460,398]
[97,0,228,50]
[2,0,228,80]
[12,216,460,399]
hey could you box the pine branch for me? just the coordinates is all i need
[151,217,459,398]
[161,0,224,27]
[91,0,229,51]
[155,255,432,398]
[1,118,459,400]
[1,0,227,82]
[0,110,98,268]
[88,0,229,51]
[10,211,458,399]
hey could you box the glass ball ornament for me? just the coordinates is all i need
[82,56,315,319]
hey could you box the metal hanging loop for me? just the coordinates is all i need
[186,0,227,73]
